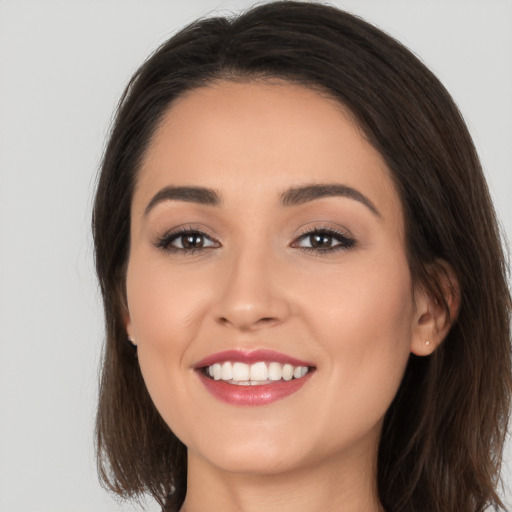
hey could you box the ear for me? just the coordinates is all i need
[410,261,460,356]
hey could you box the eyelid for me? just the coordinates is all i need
[290,224,356,252]
[294,222,353,238]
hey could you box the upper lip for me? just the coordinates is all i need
[194,349,314,369]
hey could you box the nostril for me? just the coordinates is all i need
[216,315,279,330]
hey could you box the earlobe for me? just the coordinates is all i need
[120,286,138,348]
[410,261,460,356]
[123,314,138,348]
[409,293,441,356]
[122,305,135,343]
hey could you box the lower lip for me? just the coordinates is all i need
[197,371,314,406]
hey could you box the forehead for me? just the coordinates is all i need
[135,80,402,225]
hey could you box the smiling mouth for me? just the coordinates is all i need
[202,361,313,386]
[195,349,316,405]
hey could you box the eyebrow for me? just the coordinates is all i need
[144,183,380,217]
[144,186,220,216]
[281,184,380,217]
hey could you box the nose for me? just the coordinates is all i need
[213,248,291,332]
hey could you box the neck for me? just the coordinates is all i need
[180,444,383,512]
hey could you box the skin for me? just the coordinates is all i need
[125,81,451,512]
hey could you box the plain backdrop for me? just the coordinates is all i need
[0,1,511,511]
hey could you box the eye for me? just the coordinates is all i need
[155,228,220,253]
[292,228,356,252]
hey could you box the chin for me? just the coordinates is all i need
[196,439,311,476]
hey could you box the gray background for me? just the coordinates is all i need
[0,1,510,510]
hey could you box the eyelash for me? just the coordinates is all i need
[154,227,356,255]
[292,227,356,253]
[154,227,220,254]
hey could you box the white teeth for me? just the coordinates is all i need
[213,363,222,381]
[268,362,282,381]
[250,362,268,381]
[232,362,250,381]
[221,362,233,380]
[282,364,294,381]
[206,361,311,384]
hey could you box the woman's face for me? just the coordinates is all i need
[125,81,427,476]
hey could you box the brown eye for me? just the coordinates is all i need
[310,233,335,248]
[156,229,219,253]
[293,228,356,252]
[181,233,206,249]
[171,231,217,250]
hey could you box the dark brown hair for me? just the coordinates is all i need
[92,2,511,511]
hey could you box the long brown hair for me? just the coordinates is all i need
[92,2,511,510]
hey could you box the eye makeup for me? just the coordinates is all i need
[153,223,356,256]
[154,226,220,254]
[291,226,356,253]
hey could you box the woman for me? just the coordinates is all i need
[92,2,511,511]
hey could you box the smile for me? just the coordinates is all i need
[195,349,316,406]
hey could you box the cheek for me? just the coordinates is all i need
[292,253,414,430]
[124,254,215,434]
[125,255,209,350]
[295,249,414,346]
